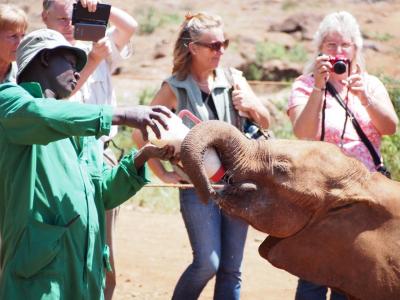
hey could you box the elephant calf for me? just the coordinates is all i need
[180,120,400,300]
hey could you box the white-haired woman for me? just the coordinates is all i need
[287,11,398,300]
[133,12,270,300]
[0,4,27,83]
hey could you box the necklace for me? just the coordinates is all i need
[193,75,214,94]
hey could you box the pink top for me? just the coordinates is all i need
[288,73,387,171]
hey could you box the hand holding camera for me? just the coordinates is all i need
[89,37,112,62]
[328,56,350,75]
[313,54,351,89]
[72,1,111,42]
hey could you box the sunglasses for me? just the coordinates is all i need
[194,39,230,51]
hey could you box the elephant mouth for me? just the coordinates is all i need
[262,235,284,254]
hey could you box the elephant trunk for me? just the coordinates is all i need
[180,120,250,203]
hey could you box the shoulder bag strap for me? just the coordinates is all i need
[223,67,247,130]
[320,90,327,141]
[326,82,383,168]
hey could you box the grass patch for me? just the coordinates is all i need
[137,7,180,35]
[244,42,307,80]
[127,180,180,213]
[255,42,308,64]
[111,124,180,212]
[378,75,400,180]
[281,0,298,10]
[138,87,157,105]
[367,31,394,42]
[246,63,264,81]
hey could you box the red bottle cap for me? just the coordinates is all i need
[210,166,225,183]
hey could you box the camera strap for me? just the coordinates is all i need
[320,89,328,141]
[325,82,384,169]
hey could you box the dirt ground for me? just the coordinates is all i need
[113,203,298,300]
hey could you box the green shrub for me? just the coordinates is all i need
[379,75,400,180]
[112,125,179,212]
[243,42,308,81]
[127,182,179,213]
[281,0,298,10]
[246,63,264,81]
[138,87,157,105]
[381,133,400,180]
[255,42,308,64]
[288,44,308,63]
[367,31,394,42]
[255,42,286,64]
[138,7,180,35]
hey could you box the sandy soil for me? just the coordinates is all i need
[113,203,298,300]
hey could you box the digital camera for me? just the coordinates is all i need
[243,119,267,140]
[329,56,350,75]
[72,2,111,42]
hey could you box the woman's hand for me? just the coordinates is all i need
[159,170,186,184]
[344,66,370,106]
[313,54,331,89]
[232,84,255,116]
[232,80,270,129]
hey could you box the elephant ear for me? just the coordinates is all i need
[258,199,393,300]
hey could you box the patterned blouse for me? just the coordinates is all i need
[288,73,388,171]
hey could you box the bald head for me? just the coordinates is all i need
[43,0,75,12]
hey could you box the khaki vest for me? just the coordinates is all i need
[165,68,240,128]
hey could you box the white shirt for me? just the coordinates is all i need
[71,27,132,141]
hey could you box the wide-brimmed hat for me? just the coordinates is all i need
[16,28,87,82]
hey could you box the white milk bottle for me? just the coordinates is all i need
[147,113,189,155]
[204,148,225,182]
[147,110,225,183]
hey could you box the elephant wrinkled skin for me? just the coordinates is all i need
[180,120,400,300]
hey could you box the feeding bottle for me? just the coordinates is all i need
[147,113,189,154]
[147,110,225,182]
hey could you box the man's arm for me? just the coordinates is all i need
[71,3,138,95]
[0,84,172,145]
[108,5,137,51]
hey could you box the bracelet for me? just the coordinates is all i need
[313,85,326,92]
[362,95,373,108]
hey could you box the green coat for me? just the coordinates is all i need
[0,82,150,299]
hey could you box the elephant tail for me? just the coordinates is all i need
[180,120,246,203]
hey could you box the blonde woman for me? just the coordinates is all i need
[133,12,270,300]
[0,4,27,83]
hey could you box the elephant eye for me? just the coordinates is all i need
[328,202,354,213]
[272,162,290,176]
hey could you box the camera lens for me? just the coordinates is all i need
[333,60,347,74]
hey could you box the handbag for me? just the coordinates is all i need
[321,82,391,179]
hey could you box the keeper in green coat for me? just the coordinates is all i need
[0,28,175,299]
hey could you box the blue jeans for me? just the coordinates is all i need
[172,189,248,300]
[295,279,348,300]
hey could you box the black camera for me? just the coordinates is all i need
[72,2,111,42]
[243,119,267,140]
[329,56,350,75]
